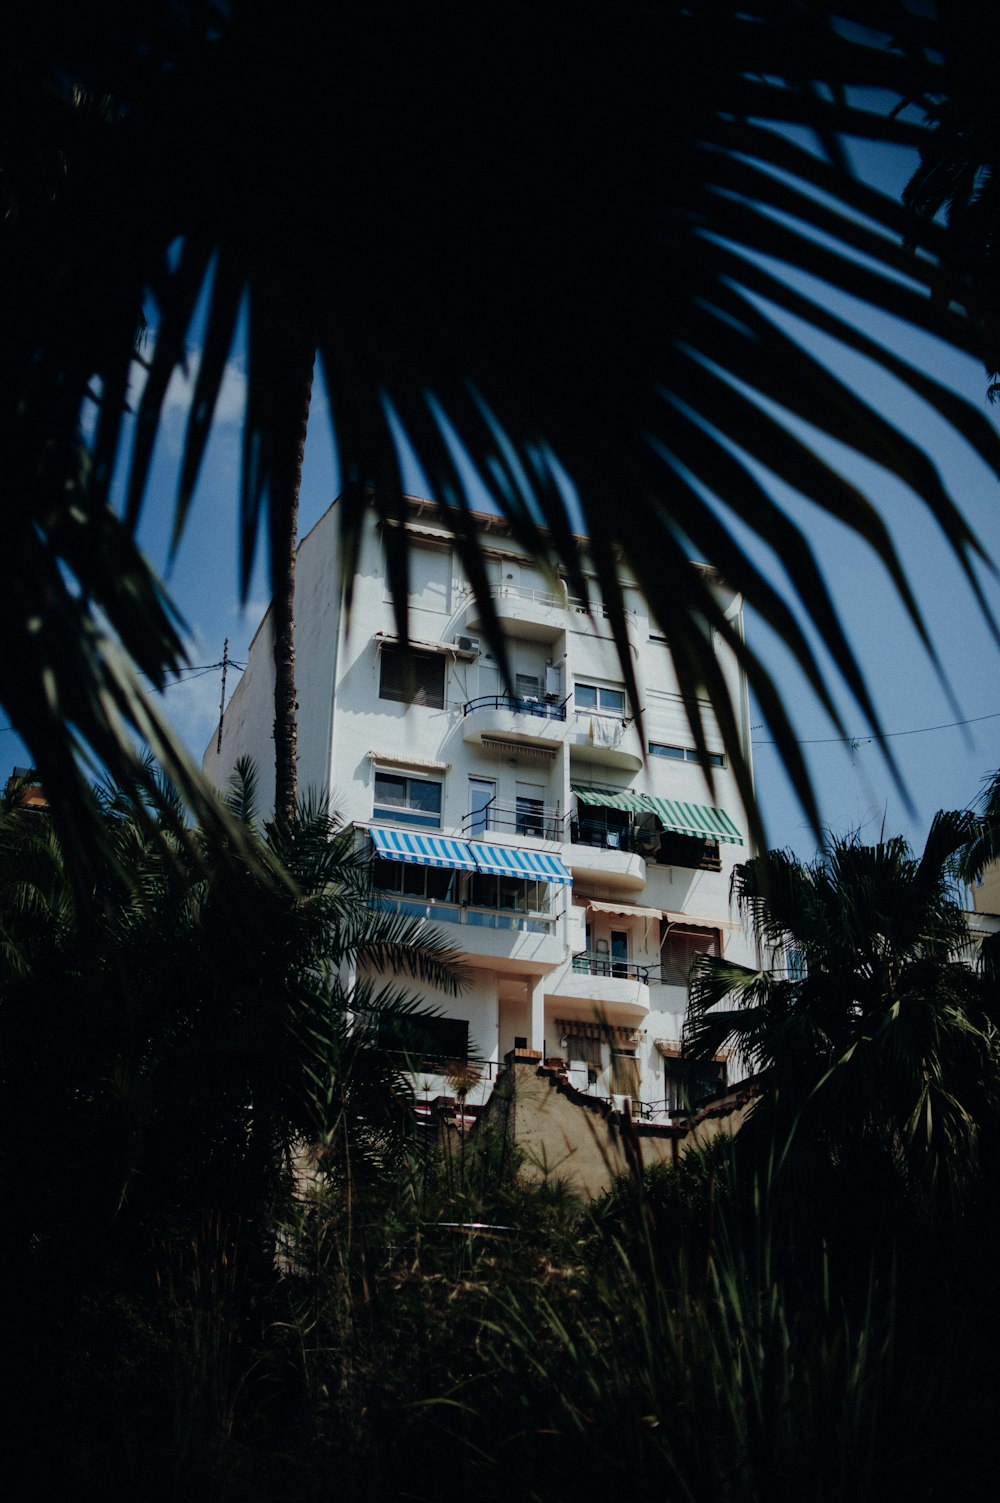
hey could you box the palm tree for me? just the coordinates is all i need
[5,3,1000,850]
[0,756,466,1277]
[686,810,998,1205]
[956,768,1000,887]
[956,768,1000,986]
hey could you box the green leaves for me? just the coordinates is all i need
[686,814,997,1204]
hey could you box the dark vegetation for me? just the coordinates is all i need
[4,4,1000,1497]
[2,763,998,1500]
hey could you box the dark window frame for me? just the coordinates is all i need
[372,856,457,901]
[378,1012,469,1069]
[656,832,722,871]
[574,681,626,716]
[379,644,446,708]
[649,741,725,769]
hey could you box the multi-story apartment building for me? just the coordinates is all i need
[203,497,757,1120]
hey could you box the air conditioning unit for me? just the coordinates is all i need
[454,634,481,655]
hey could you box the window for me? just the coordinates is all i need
[515,780,545,836]
[373,857,457,902]
[565,1033,602,1085]
[379,644,446,708]
[386,543,452,614]
[661,926,718,987]
[611,1048,639,1096]
[575,682,626,716]
[378,1012,469,1068]
[663,1057,726,1111]
[610,929,629,979]
[785,945,806,980]
[649,741,725,768]
[656,832,722,872]
[469,872,549,915]
[373,771,442,828]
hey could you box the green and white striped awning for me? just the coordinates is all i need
[571,784,649,812]
[641,797,743,845]
[572,784,742,846]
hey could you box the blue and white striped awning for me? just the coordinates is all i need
[369,827,479,870]
[470,841,573,885]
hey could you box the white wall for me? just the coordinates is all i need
[203,498,759,1106]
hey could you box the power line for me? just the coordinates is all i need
[753,709,1000,748]
[0,658,247,736]
[138,660,246,685]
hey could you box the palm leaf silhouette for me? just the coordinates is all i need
[4,2,998,854]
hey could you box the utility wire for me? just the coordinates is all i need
[0,660,247,736]
[752,709,1000,747]
[138,660,246,684]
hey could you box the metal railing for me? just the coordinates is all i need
[461,799,563,841]
[374,892,554,933]
[463,693,569,721]
[568,816,660,854]
[493,581,565,609]
[570,951,662,985]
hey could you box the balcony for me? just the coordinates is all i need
[461,798,563,843]
[462,582,568,642]
[566,840,647,892]
[567,710,642,770]
[546,953,651,1018]
[373,893,563,973]
[462,694,570,753]
[572,952,659,984]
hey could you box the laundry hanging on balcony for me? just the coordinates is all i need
[590,717,625,748]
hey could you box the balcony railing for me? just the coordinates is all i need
[463,693,569,721]
[461,798,563,841]
[494,581,565,608]
[375,892,554,934]
[571,951,661,984]
[569,816,660,855]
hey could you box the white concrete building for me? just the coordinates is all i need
[203,497,757,1121]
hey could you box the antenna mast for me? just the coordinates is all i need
[216,638,230,755]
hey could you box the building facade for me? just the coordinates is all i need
[203,497,757,1120]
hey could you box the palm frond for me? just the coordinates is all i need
[956,769,1000,883]
[699,816,997,1202]
[5,3,999,848]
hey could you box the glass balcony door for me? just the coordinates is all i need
[468,777,496,837]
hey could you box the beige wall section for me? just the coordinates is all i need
[489,1060,753,1200]
[971,861,1000,916]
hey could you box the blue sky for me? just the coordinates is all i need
[5,129,997,860]
[116,298,998,864]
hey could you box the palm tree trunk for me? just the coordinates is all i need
[266,336,314,830]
